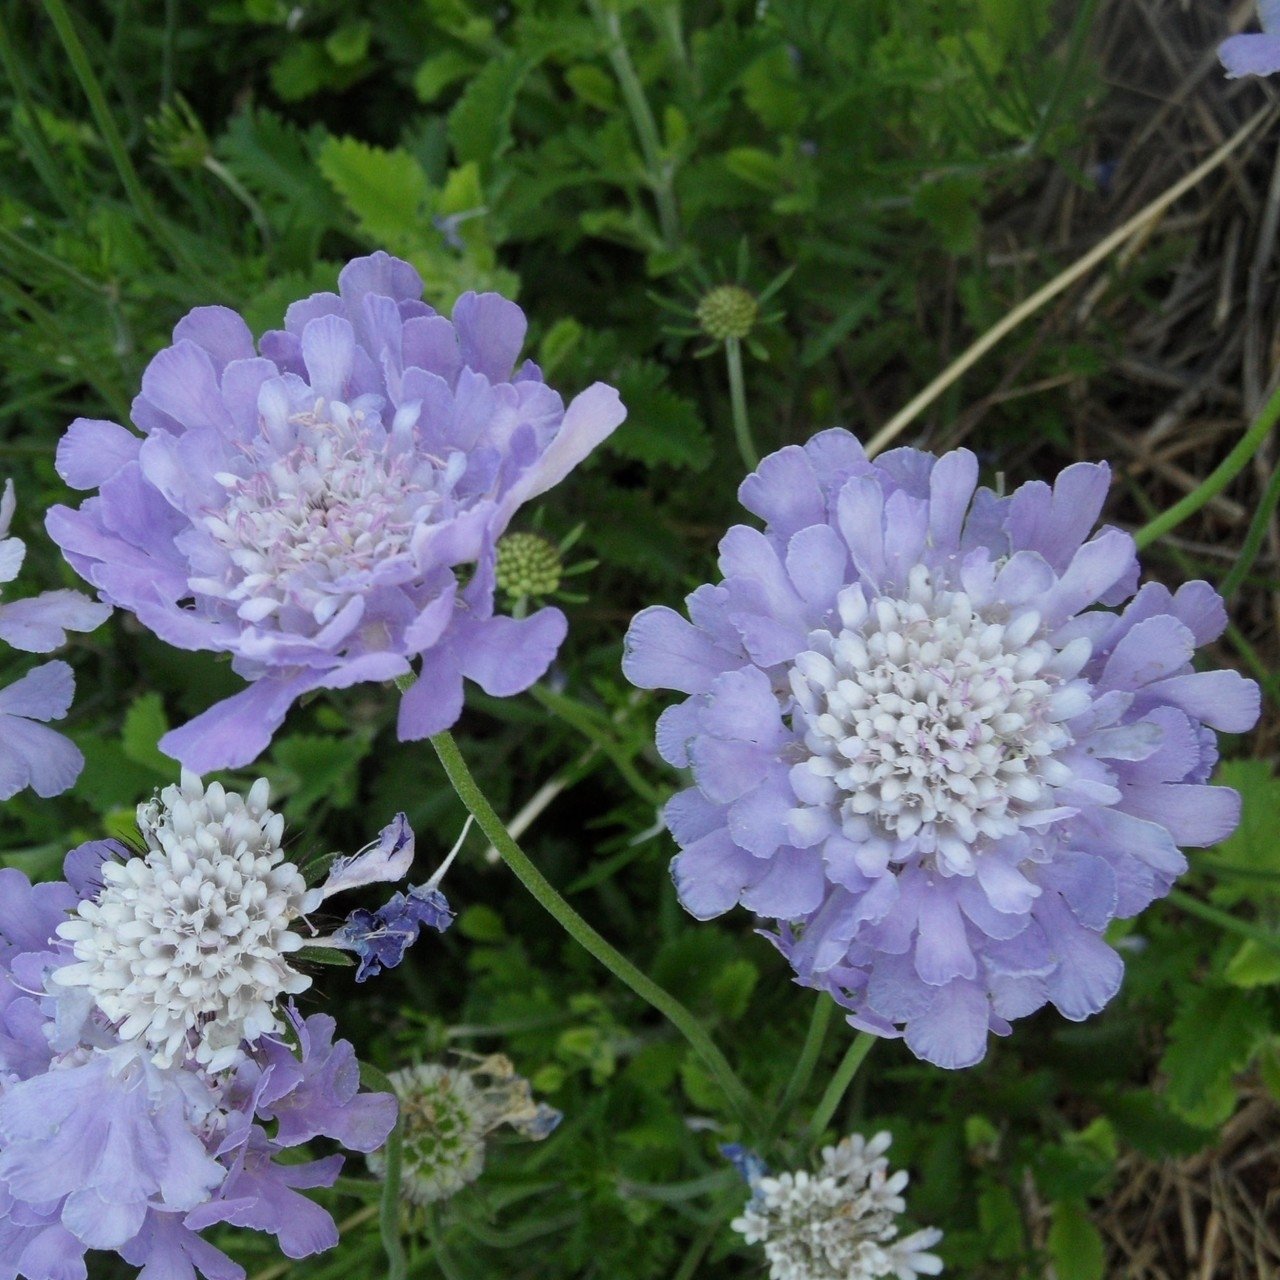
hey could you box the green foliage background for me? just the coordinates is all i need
[0,1,1277,1277]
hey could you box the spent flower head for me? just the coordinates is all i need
[48,251,625,771]
[623,430,1259,1068]
[368,1054,561,1208]
[730,1132,943,1280]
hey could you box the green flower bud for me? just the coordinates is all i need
[696,284,758,342]
[495,532,563,599]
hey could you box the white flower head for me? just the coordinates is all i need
[731,1132,943,1280]
[55,769,318,1072]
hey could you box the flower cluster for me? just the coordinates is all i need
[730,1132,942,1280]
[624,431,1258,1067]
[367,1054,561,1208]
[0,478,109,799]
[48,252,625,771]
[0,773,405,1280]
[1219,1,1280,78]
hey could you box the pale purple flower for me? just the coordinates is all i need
[0,479,109,802]
[0,782,398,1278]
[624,431,1259,1069]
[47,252,625,771]
[1220,1,1280,77]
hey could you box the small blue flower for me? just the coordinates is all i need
[336,885,455,983]
[720,1142,768,1191]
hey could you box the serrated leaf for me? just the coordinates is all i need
[121,693,171,775]
[607,360,712,470]
[1208,760,1280,906]
[1160,984,1269,1125]
[216,109,343,230]
[1223,938,1280,988]
[272,733,369,817]
[1046,1199,1105,1280]
[447,54,535,168]
[317,136,432,249]
[414,49,478,103]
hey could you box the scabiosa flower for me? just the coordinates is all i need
[623,431,1259,1068]
[47,252,626,771]
[0,478,110,800]
[0,819,398,1279]
[367,1055,561,1208]
[730,1132,943,1280]
[1220,1,1280,77]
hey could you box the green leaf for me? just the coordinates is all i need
[414,49,478,103]
[1160,984,1269,1125]
[709,958,757,1021]
[606,359,712,470]
[977,1183,1024,1260]
[269,42,331,101]
[1224,938,1280,988]
[722,146,787,192]
[121,692,172,775]
[317,136,432,249]
[458,904,506,944]
[1207,760,1280,906]
[447,53,535,168]
[297,945,355,967]
[272,733,369,817]
[325,21,370,66]
[1046,1199,1105,1280]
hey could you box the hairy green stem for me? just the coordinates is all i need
[1168,888,1280,954]
[590,0,681,253]
[1134,379,1280,550]
[774,996,834,1130]
[1220,453,1280,600]
[360,1062,407,1280]
[804,1031,876,1144]
[725,337,759,471]
[429,730,759,1127]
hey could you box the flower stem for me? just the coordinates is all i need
[360,1062,407,1280]
[1134,378,1280,551]
[774,996,834,1132]
[1219,449,1280,600]
[804,1031,877,1145]
[589,0,681,254]
[429,730,760,1128]
[1168,888,1280,954]
[725,337,759,471]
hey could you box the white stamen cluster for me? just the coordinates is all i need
[732,1132,943,1280]
[791,565,1086,873]
[55,771,314,1072]
[195,400,461,630]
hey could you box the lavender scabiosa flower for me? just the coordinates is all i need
[623,431,1259,1068]
[0,479,110,800]
[0,776,399,1279]
[730,1132,943,1280]
[47,252,626,771]
[1220,1,1280,77]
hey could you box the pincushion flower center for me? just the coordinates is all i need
[790,565,1070,856]
[54,774,312,1072]
[202,401,458,628]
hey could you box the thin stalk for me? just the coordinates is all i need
[672,1220,721,1280]
[804,1031,876,1144]
[590,0,681,252]
[1135,379,1280,550]
[360,1062,407,1280]
[429,730,760,1128]
[40,0,209,283]
[1168,888,1280,955]
[864,107,1273,458]
[1218,449,1280,600]
[725,337,758,471]
[774,996,834,1128]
